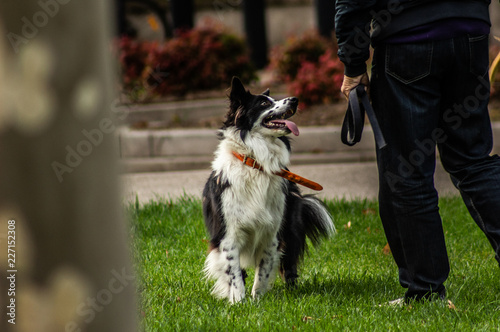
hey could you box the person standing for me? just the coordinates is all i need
[335,0,500,302]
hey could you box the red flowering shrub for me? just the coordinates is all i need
[116,37,157,91]
[116,24,256,98]
[270,31,344,107]
[269,31,331,82]
[287,49,344,107]
[145,26,256,96]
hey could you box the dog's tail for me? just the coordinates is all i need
[300,195,335,244]
[279,186,335,284]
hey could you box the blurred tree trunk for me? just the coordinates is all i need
[0,1,136,332]
[315,0,336,39]
[243,0,268,69]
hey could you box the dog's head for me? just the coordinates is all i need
[223,77,299,141]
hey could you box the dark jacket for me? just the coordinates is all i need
[335,0,491,77]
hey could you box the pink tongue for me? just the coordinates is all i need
[271,120,300,136]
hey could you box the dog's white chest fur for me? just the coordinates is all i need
[212,129,289,265]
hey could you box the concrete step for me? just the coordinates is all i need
[118,126,375,158]
[117,122,500,173]
[117,125,377,172]
[119,151,378,173]
[117,99,227,127]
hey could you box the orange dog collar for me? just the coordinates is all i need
[231,151,323,191]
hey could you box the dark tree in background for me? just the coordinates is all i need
[242,0,268,69]
[116,0,127,36]
[171,0,194,32]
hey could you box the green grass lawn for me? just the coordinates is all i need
[127,196,500,331]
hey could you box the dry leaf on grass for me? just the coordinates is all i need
[302,316,320,322]
[382,243,391,255]
[362,208,377,215]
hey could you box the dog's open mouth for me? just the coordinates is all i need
[262,109,300,136]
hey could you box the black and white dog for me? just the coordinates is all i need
[202,77,335,303]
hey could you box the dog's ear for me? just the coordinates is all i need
[224,77,248,128]
[262,88,270,96]
[229,77,248,104]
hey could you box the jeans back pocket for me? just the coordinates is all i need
[385,43,433,84]
[469,34,489,78]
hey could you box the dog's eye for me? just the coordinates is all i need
[260,100,271,107]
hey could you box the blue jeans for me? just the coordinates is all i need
[371,34,500,300]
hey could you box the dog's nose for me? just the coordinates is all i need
[287,97,298,106]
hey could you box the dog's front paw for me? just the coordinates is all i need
[212,276,245,304]
[228,285,245,304]
[251,286,268,301]
[212,279,245,304]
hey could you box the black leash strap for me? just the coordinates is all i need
[341,85,387,149]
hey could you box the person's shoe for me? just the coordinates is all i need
[378,297,405,307]
[379,295,449,308]
[387,298,405,307]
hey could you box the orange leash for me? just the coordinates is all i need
[231,151,323,191]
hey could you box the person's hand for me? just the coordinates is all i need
[340,72,369,99]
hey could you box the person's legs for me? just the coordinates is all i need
[371,41,450,300]
[438,34,500,266]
